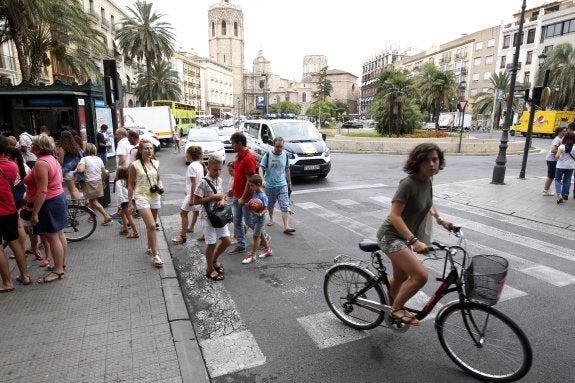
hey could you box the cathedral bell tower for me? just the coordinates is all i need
[208,0,245,115]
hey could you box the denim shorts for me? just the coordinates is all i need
[378,238,408,254]
[266,185,289,212]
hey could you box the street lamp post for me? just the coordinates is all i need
[457,81,467,153]
[492,0,526,184]
[519,54,550,179]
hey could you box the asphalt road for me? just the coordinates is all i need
[153,143,574,382]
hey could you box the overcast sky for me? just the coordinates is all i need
[115,0,526,80]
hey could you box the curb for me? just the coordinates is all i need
[157,218,210,383]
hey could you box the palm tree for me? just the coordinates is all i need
[133,60,181,105]
[116,0,176,106]
[472,72,524,129]
[538,43,575,110]
[0,0,107,84]
[416,63,456,126]
[374,69,421,136]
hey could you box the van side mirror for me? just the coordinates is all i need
[322,133,327,141]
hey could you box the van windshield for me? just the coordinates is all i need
[270,121,321,142]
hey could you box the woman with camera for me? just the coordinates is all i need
[127,139,164,267]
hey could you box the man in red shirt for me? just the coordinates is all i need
[228,132,257,254]
[0,136,30,291]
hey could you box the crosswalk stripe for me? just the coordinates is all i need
[294,202,375,238]
[298,311,369,349]
[292,183,387,195]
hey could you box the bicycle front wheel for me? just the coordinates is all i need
[324,264,386,330]
[436,302,532,382]
[64,204,97,242]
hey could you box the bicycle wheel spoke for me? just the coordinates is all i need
[436,303,531,381]
[324,264,386,330]
[64,205,97,242]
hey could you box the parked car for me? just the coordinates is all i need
[134,128,161,151]
[341,120,363,129]
[217,126,238,152]
[221,119,235,127]
[184,128,226,164]
[422,122,437,130]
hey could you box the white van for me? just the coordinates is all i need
[240,119,331,178]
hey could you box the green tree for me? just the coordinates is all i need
[472,71,523,129]
[538,43,575,110]
[116,0,176,106]
[332,100,348,122]
[0,0,107,84]
[416,62,456,125]
[374,69,421,136]
[306,101,334,127]
[268,100,301,115]
[133,60,181,105]
[312,66,333,101]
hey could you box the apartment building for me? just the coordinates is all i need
[174,52,204,113]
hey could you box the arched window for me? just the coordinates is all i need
[221,21,226,35]
[234,22,238,36]
[302,93,307,102]
[211,22,215,36]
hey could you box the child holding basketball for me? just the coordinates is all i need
[242,174,272,264]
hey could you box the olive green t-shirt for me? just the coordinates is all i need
[377,174,432,242]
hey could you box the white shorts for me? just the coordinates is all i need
[63,171,75,181]
[135,198,161,210]
[180,194,200,212]
[201,218,230,245]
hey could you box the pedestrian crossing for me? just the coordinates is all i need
[163,189,575,378]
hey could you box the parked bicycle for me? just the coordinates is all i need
[64,199,97,242]
[323,226,532,382]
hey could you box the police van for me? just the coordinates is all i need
[240,119,331,178]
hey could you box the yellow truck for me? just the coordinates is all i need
[510,110,575,137]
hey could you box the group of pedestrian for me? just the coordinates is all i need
[542,124,575,204]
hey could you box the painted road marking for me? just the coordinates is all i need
[292,183,387,195]
[297,311,369,349]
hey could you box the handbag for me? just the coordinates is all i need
[203,178,233,228]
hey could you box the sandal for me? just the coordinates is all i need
[119,229,129,235]
[391,308,420,327]
[127,232,140,239]
[33,250,43,260]
[213,263,224,274]
[47,265,66,272]
[101,217,112,226]
[39,259,50,267]
[171,235,186,244]
[152,255,164,267]
[206,271,224,281]
[37,272,64,284]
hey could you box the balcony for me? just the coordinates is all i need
[101,18,110,29]
[0,54,16,71]
[89,9,99,21]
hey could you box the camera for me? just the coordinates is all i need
[150,185,164,195]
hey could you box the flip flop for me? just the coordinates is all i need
[37,272,64,284]
[266,222,273,226]
[283,228,296,234]
[16,276,32,286]
[213,263,224,274]
[206,271,224,281]
[0,286,15,293]
[101,218,112,226]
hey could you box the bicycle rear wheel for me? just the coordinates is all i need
[436,302,532,382]
[324,263,386,330]
[64,204,97,242]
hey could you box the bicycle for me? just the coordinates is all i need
[64,199,97,242]
[323,226,532,382]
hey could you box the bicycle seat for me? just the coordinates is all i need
[359,239,380,253]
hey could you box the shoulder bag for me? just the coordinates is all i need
[203,177,233,228]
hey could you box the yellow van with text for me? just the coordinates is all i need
[511,110,575,137]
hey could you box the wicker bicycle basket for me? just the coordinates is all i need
[464,255,509,306]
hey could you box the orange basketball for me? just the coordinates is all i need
[248,197,265,213]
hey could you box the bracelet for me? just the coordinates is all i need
[436,216,443,224]
[406,235,418,245]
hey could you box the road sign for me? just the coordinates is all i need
[458,100,468,111]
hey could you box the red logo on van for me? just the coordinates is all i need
[536,115,545,124]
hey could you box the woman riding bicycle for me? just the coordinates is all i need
[377,143,452,326]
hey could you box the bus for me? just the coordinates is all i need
[152,100,196,135]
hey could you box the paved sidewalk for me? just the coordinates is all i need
[434,175,575,231]
[0,214,207,383]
